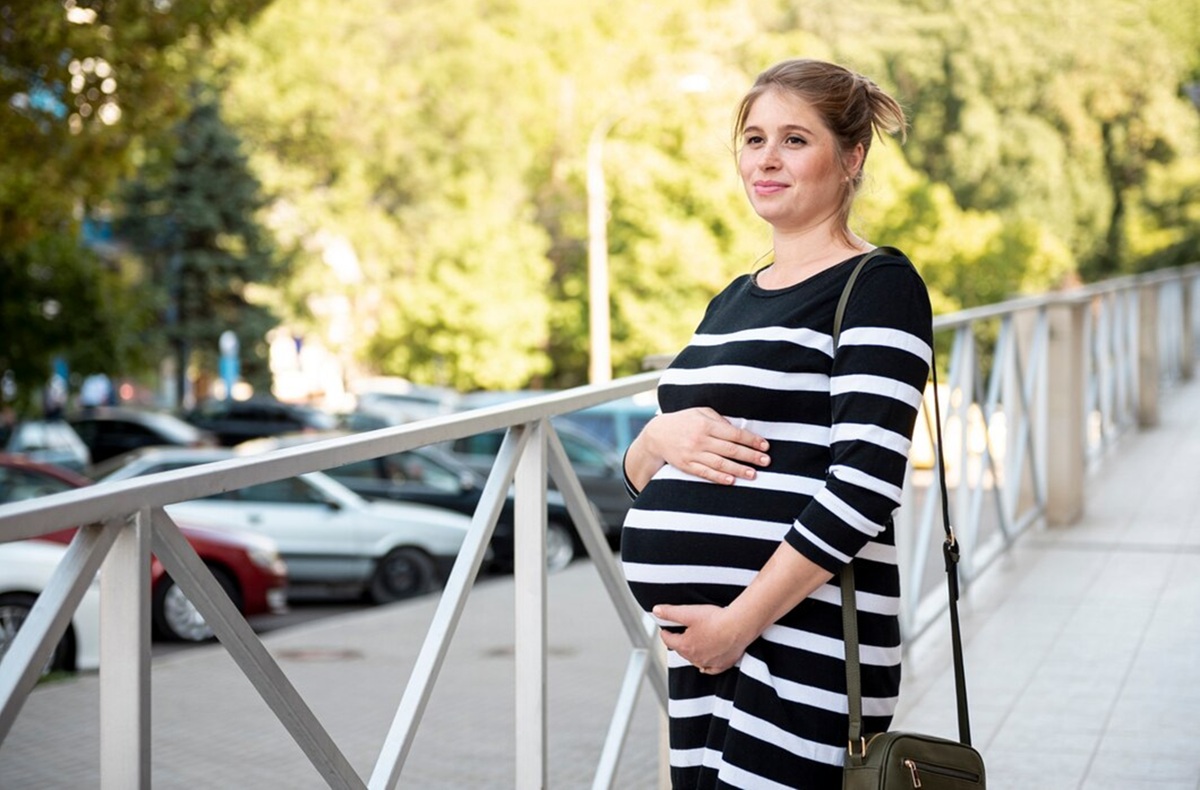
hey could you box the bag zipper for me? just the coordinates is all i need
[903,758,981,787]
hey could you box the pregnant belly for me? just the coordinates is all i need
[619,485,788,614]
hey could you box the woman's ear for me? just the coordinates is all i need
[845,142,866,180]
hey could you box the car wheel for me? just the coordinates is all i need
[545,521,577,574]
[0,592,74,674]
[153,566,241,642]
[368,547,437,604]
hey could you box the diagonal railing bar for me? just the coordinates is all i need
[1004,309,1048,536]
[947,326,975,566]
[967,323,1012,558]
[0,519,120,741]
[964,318,1011,565]
[901,396,950,640]
[149,508,367,790]
[592,644,653,790]
[545,429,669,706]
[369,425,527,790]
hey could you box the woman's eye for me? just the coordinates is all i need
[786,134,806,145]
[744,134,764,145]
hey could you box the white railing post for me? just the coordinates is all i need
[1180,271,1194,381]
[99,508,152,790]
[1137,283,1161,428]
[514,421,548,788]
[1046,299,1088,525]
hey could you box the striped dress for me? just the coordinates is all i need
[621,250,933,789]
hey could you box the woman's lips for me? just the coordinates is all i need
[754,181,787,195]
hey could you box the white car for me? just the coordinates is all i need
[0,540,101,673]
[96,447,473,603]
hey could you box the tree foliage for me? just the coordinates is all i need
[210,0,1197,392]
[116,91,285,402]
[0,0,271,413]
[5,0,1198,400]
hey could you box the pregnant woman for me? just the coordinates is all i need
[620,58,933,789]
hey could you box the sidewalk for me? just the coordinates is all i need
[896,375,1200,789]
[2,378,1199,788]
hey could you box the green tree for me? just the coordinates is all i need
[0,1,273,411]
[211,0,1199,393]
[117,91,285,404]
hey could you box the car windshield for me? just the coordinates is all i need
[0,466,77,503]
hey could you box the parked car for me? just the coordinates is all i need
[238,432,607,573]
[182,398,338,446]
[68,406,218,466]
[0,454,289,642]
[94,447,472,603]
[1,419,91,473]
[0,539,101,673]
[441,414,631,539]
[351,380,461,425]
[557,393,658,455]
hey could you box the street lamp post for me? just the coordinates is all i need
[585,74,710,385]
[586,117,617,385]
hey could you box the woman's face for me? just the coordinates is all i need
[737,87,856,234]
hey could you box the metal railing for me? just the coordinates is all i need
[898,264,1200,637]
[1,263,1197,787]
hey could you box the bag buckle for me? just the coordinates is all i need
[847,737,867,758]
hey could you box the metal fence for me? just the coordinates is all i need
[1,263,1197,788]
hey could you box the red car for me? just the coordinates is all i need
[0,453,288,642]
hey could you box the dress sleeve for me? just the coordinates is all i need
[784,259,933,572]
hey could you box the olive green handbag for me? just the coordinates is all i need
[833,249,986,789]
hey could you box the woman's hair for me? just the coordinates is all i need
[734,59,906,238]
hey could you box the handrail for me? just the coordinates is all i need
[1,265,1197,786]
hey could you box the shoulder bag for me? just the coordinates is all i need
[833,248,987,789]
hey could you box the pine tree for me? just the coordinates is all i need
[118,87,285,406]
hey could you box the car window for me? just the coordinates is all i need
[561,414,615,448]
[560,433,611,467]
[111,422,158,440]
[132,461,195,476]
[391,452,462,492]
[627,415,653,443]
[0,467,77,503]
[240,477,328,505]
[70,419,98,444]
[455,432,504,457]
[332,458,379,480]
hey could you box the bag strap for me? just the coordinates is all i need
[836,248,973,763]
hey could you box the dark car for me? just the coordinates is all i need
[68,406,218,466]
[183,397,338,446]
[0,454,289,642]
[556,394,658,455]
[238,433,602,573]
[441,419,631,540]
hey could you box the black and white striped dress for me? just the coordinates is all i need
[621,250,933,789]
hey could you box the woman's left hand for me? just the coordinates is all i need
[652,603,754,675]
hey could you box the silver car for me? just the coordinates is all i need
[95,447,472,603]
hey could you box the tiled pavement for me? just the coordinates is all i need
[2,377,1199,788]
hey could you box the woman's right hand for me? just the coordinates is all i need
[626,407,770,489]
